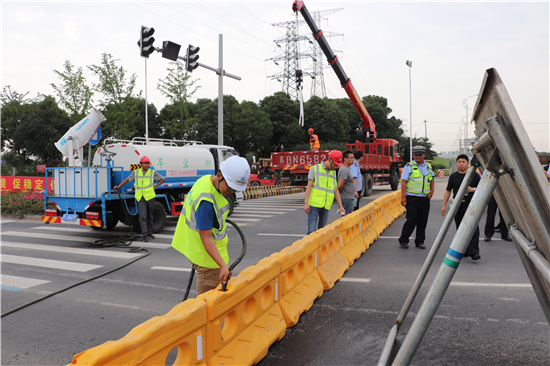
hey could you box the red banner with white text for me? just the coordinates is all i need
[0,176,53,194]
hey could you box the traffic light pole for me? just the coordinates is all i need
[173,35,241,146]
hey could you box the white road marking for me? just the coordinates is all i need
[1,274,50,289]
[151,266,192,272]
[339,278,371,283]
[1,220,16,224]
[258,233,305,237]
[451,282,532,288]
[2,254,102,272]
[1,242,141,259]
[234,210,290,214]
[3,231,170,249]
[229,214,274,218]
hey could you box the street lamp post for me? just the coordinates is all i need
[406,60,413,161]
[463,94,478,153]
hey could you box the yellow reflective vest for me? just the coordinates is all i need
[406,161,434,195]
[171,175,230,268]
[310,134,320,150]
[135,169,156,201]
[308,163,337,210]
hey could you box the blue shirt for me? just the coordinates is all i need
[401,161,435,197]
[349,160,362,191]
[195,201,219,230]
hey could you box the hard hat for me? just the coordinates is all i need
[220,156,251,192]
[308,128,314,133]
[140,156,151,163]
[328,150,342,167]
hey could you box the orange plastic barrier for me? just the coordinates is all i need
[358,203,377,249]
[372,200,388,235]
[314,220,349,290]
[69,299,207,366]
[340,211,365,265]
[271,235,324,327]
[198,256,286,366]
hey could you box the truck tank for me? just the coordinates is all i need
[93,142,216,189]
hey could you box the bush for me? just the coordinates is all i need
[1,191,46,218]
[432,163,446,170]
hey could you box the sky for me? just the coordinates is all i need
[2,1,549,153]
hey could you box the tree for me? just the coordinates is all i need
[15,96,73,162]
[100,96,160,141]
[157,62,200,139]
[361,95,404,140]
[1,85,43,153]
[303,96,350,146]
[401,137,437,161]
[259,92,302,152]
[226,100,273,157]
[88,53,137,106]
[51,60,93,121]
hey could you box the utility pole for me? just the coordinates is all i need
[424,120,427,139]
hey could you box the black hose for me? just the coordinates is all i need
[181,218,247,301]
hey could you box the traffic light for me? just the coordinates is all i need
[296,69,303,86]
[139,26,155,58]
[186,44,200,72]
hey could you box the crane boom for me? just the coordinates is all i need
[292,0,377,141]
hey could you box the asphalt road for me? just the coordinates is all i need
[1,180,548,365]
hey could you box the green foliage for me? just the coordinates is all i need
[304,96,350,145]
[226,100,273,157]
[401,137,438,161]
[14,96,73,162]
[88,53,137,107]
[51,60,93,121]
[1,191,46,219]
[259,92,302,151]
[157,62,200,140]
[100,96,160,141]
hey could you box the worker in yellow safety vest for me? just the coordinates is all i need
[114,156,165,242]
[171,156,250,296]
[308,128,320,151]
[304,150,345,235]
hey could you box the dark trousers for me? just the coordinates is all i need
[399,195,430,245]
[138,197,155,237]
[484,195,508,238]
[455,202,480,257]
[354,191,362,211]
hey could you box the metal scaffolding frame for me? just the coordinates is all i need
[379,68,550,365]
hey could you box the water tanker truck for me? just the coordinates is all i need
[42,109,243,232]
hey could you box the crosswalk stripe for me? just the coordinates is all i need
[2,254,102,272]
[229,214,274,218]
[1,242,140,259]
[151,266,192,272]
[4,231,170,249]
[233,210,289,214]
[223,218,261,222]
[1,274,50,290]
[237,206,298,210]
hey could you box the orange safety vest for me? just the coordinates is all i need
[310,134,320,150]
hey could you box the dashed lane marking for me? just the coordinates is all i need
[258,233,305,237]
[451,282,532,288]
[151,266,191,272]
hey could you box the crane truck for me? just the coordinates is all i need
[42,109,242,233]
[270,1,405,196]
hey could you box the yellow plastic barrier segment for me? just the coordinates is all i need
[69,299,207,366]
[271,235,324,327]
[198,256,286,366]
[314,220,349,290]
[358,204,376,249]
[340,211,365,265]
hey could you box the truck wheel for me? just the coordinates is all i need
[363,173,373,196]
[360,175,366,197]
[251,181,261,187]
[390,171,399,191]
[152,201,166,233]
[226,194,235,216]
[274,178,281,186]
